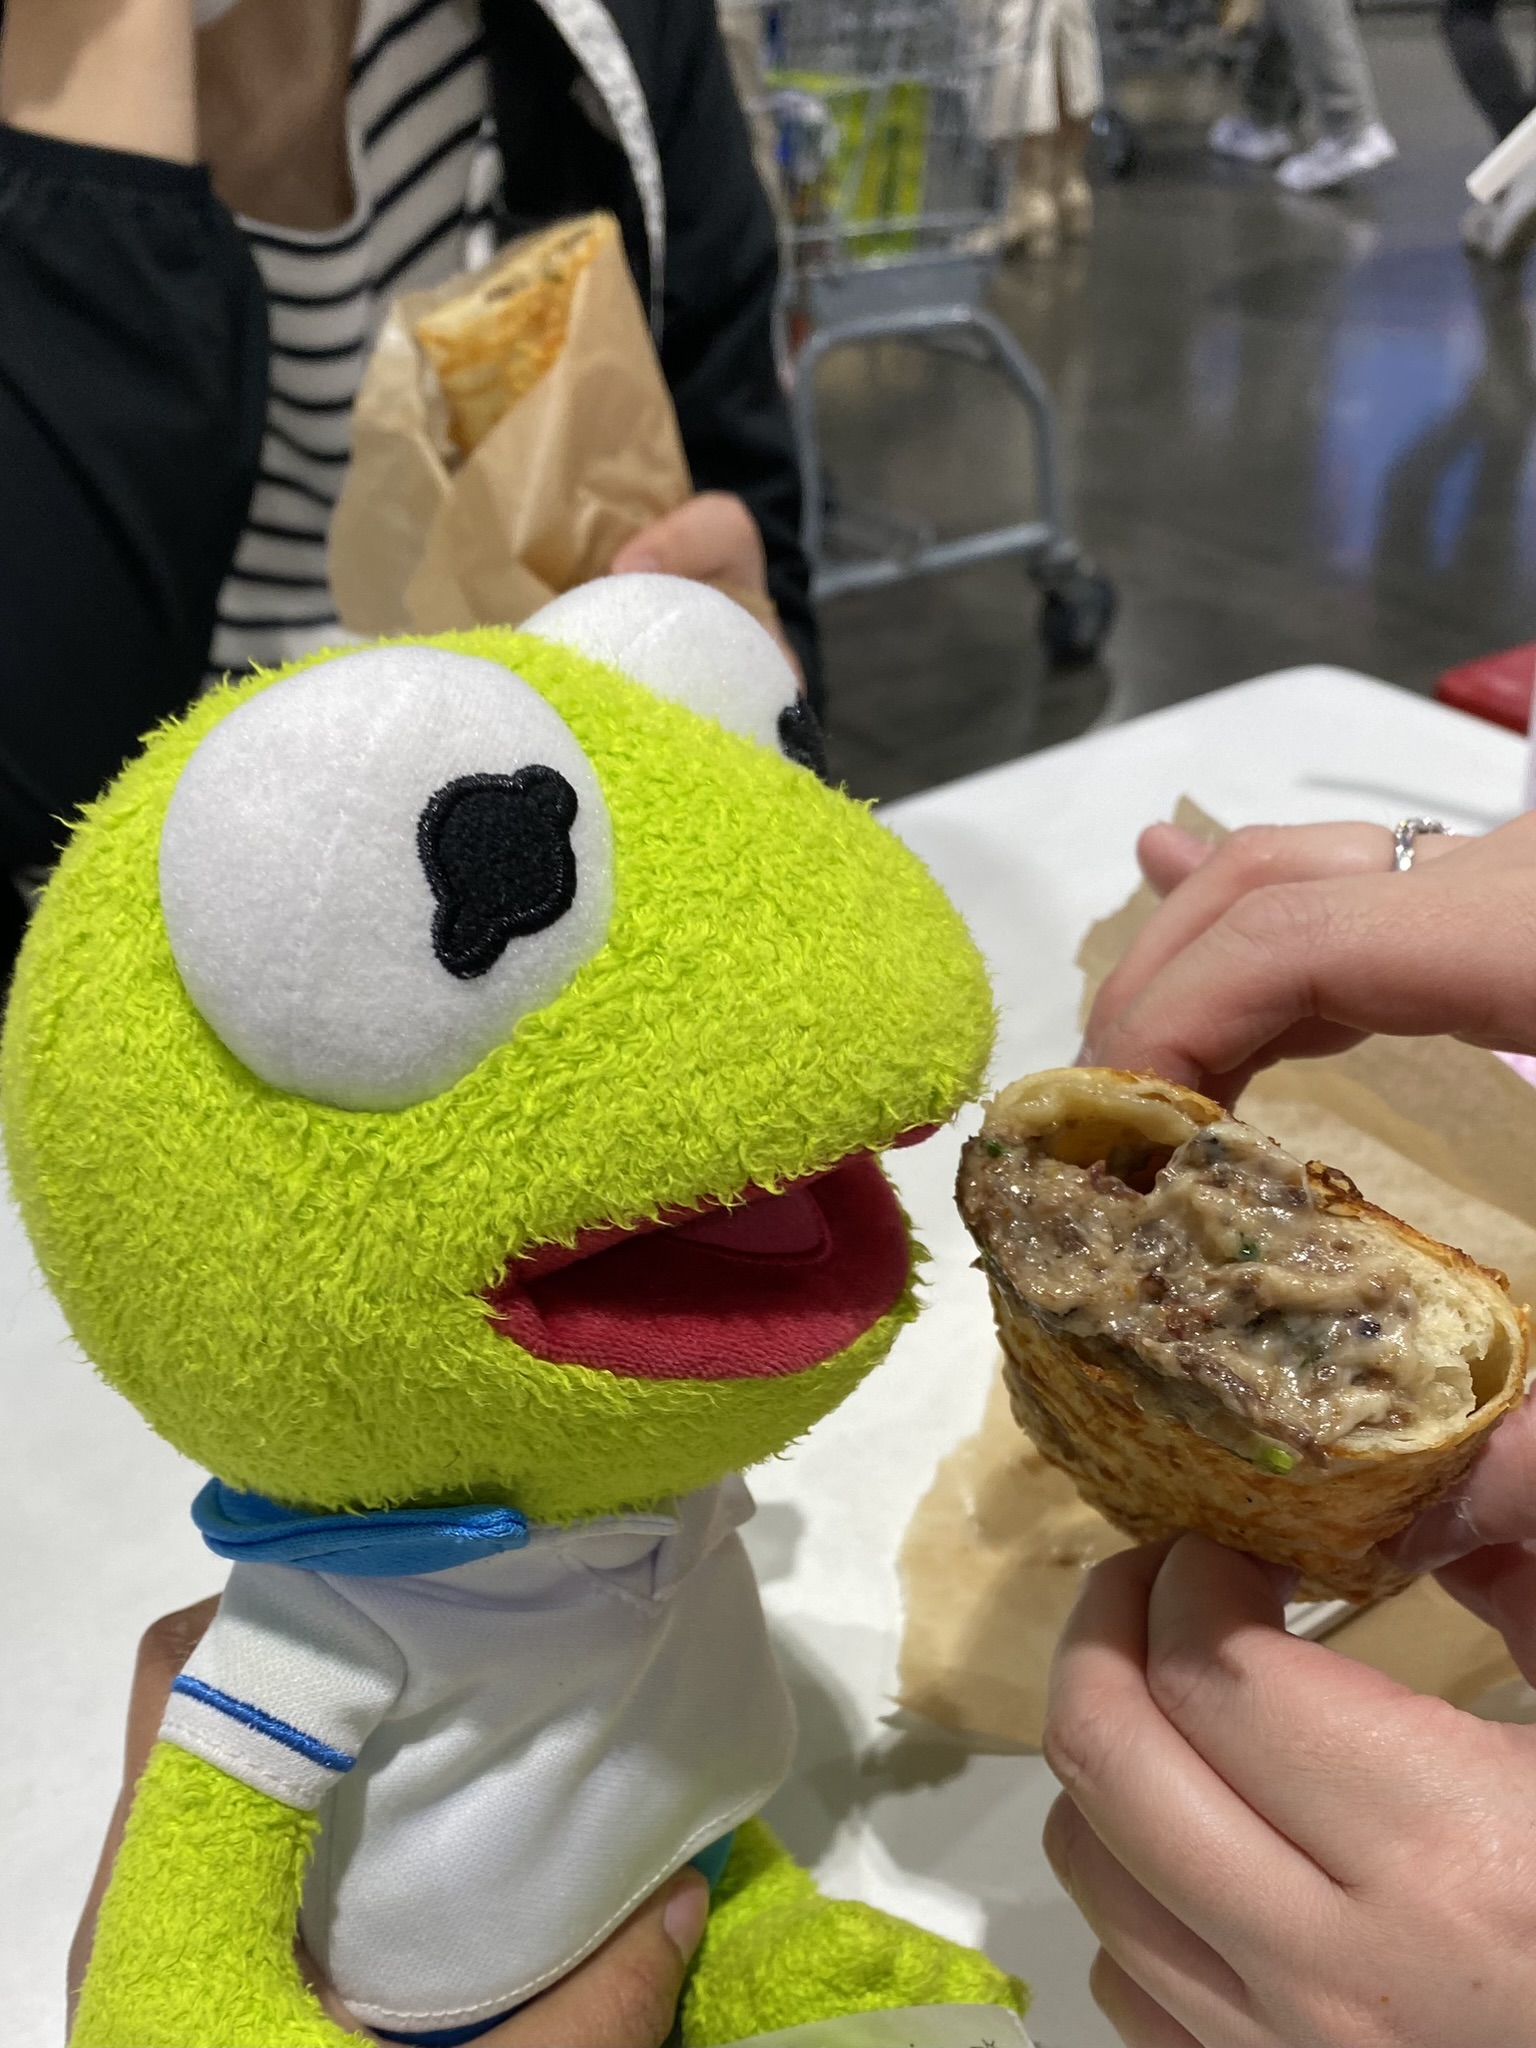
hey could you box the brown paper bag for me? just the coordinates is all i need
[329,215,691,635]
[898,802,1536,1747]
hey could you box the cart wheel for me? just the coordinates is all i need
[1039,571,1116,665]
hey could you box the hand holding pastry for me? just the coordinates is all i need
[1081,814,1536,1104]
[1044,1533,1536,2047]
[610,492,803,683]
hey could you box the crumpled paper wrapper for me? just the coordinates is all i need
[329,214,692,635]
[898,800,1536,1749]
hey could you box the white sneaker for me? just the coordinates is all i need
[1208,113,1293,163]
[1461,160,1536,261]
[1275,122,1397,192]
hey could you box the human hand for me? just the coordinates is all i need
[69,1602,709,2048]
[609,491,803,683]
[1077,813,1536,1103]
[1043,1533,1536,2047]
[1080,811,1536,1737]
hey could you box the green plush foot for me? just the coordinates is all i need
[680,1818,1028,2047]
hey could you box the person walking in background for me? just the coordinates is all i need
[979,0,1104,258]
[1445,0,1536,258]
[1207,0,1397,192]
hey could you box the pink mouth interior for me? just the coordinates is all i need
[482,1137,932,1382]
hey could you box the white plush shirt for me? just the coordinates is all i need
[160,1477,795,2033]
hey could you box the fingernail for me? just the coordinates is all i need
[1074,1040,1096,1067]
[1168,824,1215,863]
[614,548,660,575]
[662,1872,709,1962]
[1386,1494,1481,1575]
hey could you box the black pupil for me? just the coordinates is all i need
[417,767,578,980]
[778,700,829,781]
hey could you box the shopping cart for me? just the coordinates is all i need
[724,0,1115,664]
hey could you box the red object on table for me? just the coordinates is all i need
[1434,643,1536,733]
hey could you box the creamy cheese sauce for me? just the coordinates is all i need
[958,1122,1475,1454]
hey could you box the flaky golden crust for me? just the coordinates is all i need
[968,1069,1530,1600]
[413,214,611,457]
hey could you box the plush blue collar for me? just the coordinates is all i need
[192,1479,531,1578]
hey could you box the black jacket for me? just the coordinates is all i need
[488,0,813,684]
[0,0,814,958]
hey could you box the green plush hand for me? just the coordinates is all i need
[69,1604,711,2048]
[71,1740,353,2048]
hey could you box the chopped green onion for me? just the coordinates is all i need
[1254,1442,1295,1475]
[984,1139,1005,1157]
[1237,1238,1260,1261]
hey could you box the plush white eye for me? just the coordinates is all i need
[159,647,613,1111]
[524,573,825,774]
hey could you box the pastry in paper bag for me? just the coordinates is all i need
[956,1066,1529,1600]
[329,212,691,636]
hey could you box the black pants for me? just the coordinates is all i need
[1443,0,1534,139]
[0,123,267,986]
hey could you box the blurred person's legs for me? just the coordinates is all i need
[1269,0,1397,187]
[1443,0,1536,259]
[1212,0,1395,186]
[992,0,1103,256]
[1210,17,1299,161]
[1006,134,1063,256]
[1442,0,1532,135]
[1053,0,1102,239]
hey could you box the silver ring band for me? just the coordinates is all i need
[1392,817,1447,871]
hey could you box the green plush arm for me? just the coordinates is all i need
[71,1742,362,2048]
[680,1817,1030,2047]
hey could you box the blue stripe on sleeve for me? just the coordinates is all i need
[170,1674,357,1773]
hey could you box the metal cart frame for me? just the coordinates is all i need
[730,0,1115,661]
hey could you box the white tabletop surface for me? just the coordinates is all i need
[1,667,1524,2048]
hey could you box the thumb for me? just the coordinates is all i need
[482,1868,710,2048]
[608,537,663,574]
[1389,1386,1536,1573]
[1136,823,1217,899]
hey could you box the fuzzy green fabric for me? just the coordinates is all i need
[681,1818,1029,2044]
[71,1744,358,2048]
[21,628,1009,2046]
[1,628,994,1520]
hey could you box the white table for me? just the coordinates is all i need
[1,669,1523,2048]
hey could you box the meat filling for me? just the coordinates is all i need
[958,1121,1477,1457]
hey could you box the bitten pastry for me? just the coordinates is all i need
[413,212,611,458]
[956,1067,1529,1600]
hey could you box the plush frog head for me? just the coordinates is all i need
[1,580,992,1522]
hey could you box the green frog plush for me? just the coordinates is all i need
[2,576,1025,2047]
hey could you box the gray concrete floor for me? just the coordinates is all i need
[814,14,1536,800]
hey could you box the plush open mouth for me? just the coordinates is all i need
[481,1132,936,1381]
